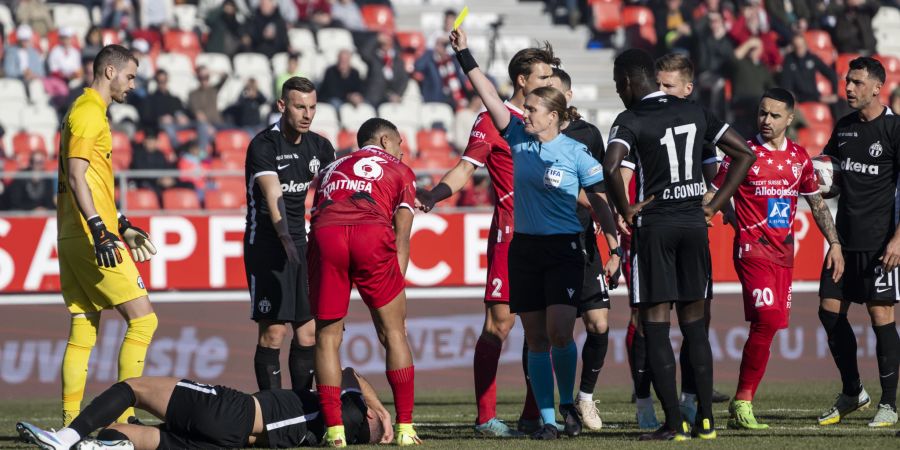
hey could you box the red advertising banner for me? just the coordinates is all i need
[0,212,826,293]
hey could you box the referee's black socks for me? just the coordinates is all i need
[70,381,136,438]
[643,321,681,431]
[289,343,316,391]
[254,345,282,390]
[680,318,714,426]
[874,322,900,409]
[818,309,862,396]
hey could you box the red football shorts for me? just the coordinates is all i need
[484,236,510,303]
[308,224,405,320]
[734,257,793,329]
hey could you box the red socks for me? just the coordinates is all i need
[473,337,501,424]
[736,320,778,401]
[317,385,343,427]
[387,365,415,424]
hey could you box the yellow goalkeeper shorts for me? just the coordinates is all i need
[58,236,148,314]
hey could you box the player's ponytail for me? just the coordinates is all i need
[566,105,581,122]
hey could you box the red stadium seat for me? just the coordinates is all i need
[621,6,656,48]
[797,102,833,130]
[836,53,862,99]
[877,54,900,77]
[155,132,175,161]
[361,5,395,33]
[210,157,243,171]
[416,129,452,155]
[396,31,426,58]
[804,30,836,67]
[176,129,198,147]
[206,188,246,210]
[110,131,132,170]
[126,188,160,210]
[163,187,201,210]
[591,0,623,33]
[2,159,17,185]
[11,132,47,158]
[215,129,251,157]
[337,129,357,151]
[881,78,900,105]
[163,30,202,60]
[815,72,834,97]
[796,126,831,157]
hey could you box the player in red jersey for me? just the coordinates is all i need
[308,118,421,447]
[708,89,844,430]
[416,45,560,437]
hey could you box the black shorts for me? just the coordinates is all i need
[161,379,255,449]
[629,226,712,306]
[509,233,585,314]
[579,233,610,314]
[244,239,311,323]
[820,249,900,304]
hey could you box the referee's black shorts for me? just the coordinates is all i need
[244,238,312,323]
[820,248,900,304]
[160,379,255,449]
[578,232,610,315]
[509,233,585,314]
[629,225,712,306]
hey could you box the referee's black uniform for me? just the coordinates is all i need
[243,123,335,322]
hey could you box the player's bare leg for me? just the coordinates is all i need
[113,296,158,423]
[315,317,348,447]
[256,321,289,390]
[473,302,523,436]
[289,320,317,391]
[866,301,898,427]
[576,308,608,430]
[371,291,421,445]
[817,297,870,425]
[62,312,100,426]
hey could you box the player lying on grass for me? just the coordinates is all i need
[16,368,392,450]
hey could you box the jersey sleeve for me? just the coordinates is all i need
[395,166,417,214]
[575,143,605,189]
[702,107,730,145]
[701,143,720,165]
[821,126,839,158]
[589,123,606,162]
[66,104,106,160]
[502,116,528,149]
[710,155,732,190]
[320,137,337,168]
[461,112,496,167]
[247,137,277,180]
[608,114,637,152]
[798,155,820,195]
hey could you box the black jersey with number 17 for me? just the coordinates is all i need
[609,92,729,227]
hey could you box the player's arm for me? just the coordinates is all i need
[342,368,393,444]
[393,207,414,276]
[257,174,301,264]
[587,190,622,286]
[417,159,476,212]
[703,129,756,220]
[68,157,124,268]
[603,142,653,226]
[805,193,843,282]
[449,28,510,132]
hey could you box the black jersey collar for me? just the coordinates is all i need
[641,91,666,101]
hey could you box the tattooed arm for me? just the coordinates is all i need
[805,193,843,282]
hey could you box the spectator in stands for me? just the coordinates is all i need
[692,0,735,27]
[729,0,783,70]
[275,52,305,99]
[653,0,693,55]
[362,31,410,106]
[693,11,734,119]
[832,0,879,55]
[295,0,332,28]
[130,133,176,201]
[456,174,493,208]
[142,70,211,151]
[205,0,247,56]
[14,0,54,37]
[101,0,137,30]
[729,36,776,137]
[331,0,366,31]
[61,58,93,113]
[320,49,366,108]
[189,66,227,134]
[3,25,45,82]
[178,140,213,204]
[224,78,267,130]
[130,38,155,99]
[428,9,456,51]
[413,36,468,110]
[250,0,290,58]
[82,26,105,61]
[48,28,83,83]
[4,151,55,211]
[765,0,812,34]
[780,33,838,104]
[141,0,172,30]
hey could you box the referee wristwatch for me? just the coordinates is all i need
[609,247,624,258]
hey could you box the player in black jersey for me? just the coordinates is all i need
[244,77,336,393]
[603,49,756,440]
[548,68,622,431]
[16,367,392,450]
[817,57,900,428]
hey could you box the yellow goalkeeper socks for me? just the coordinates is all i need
[62,314,100,426]
[117,313,158,422]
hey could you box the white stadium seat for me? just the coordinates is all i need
[0,4,14,35]
[173,4,198,30]
[401,81,423,106]
[27,79,49,105]
[195,53,233,85]
[378,102,420,129]
[156,52,194,77]
[454,108,478,150]
[109,103,140,124]
[0,107,22,132]
[572,84,600,102]
[0,79,28,105]
[233,53,273,79]
[317,28,356,56]
[419,102,455,132]
[339,103,377,131]
[166,73,199,103]
[315,103,340,129]
[217,77,246,110]
[51,4,92,45]
[288,28,317,54]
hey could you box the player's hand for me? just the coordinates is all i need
[605,255,621,290]
[368,406,394,443]
[722,208,738,232]
[87,217,125,268]
[416,188,436,213]
[449,28,467,52]
[615,214,631,236]
[118,214,157,263]
[702,205,716,227]
[881,235,900,272]
[622,195,654,227]
[280,234,301,265]
[827,243,844,283]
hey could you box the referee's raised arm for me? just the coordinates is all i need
[449,28,511,132]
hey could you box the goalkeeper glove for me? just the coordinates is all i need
[87,216,124,268]
[118,213,158,263]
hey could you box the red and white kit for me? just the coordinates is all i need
[712,135,819,328]
[462,101,523,302]
[308,145,417,320]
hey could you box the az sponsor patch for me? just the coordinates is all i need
[767,198,791,228]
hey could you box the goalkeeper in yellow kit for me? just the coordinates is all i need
[57,45,159,426]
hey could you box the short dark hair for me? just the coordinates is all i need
[849,56,886,84]
[508,42,560,86]
[761,88,796,111]
[281,76,316,99]
[93,44,138,78]
[614,49,656,87]
[656,53,694,81]
[551,67,572,91]
[357,118,399,147]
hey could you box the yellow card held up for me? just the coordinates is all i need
[454,6,469,30]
